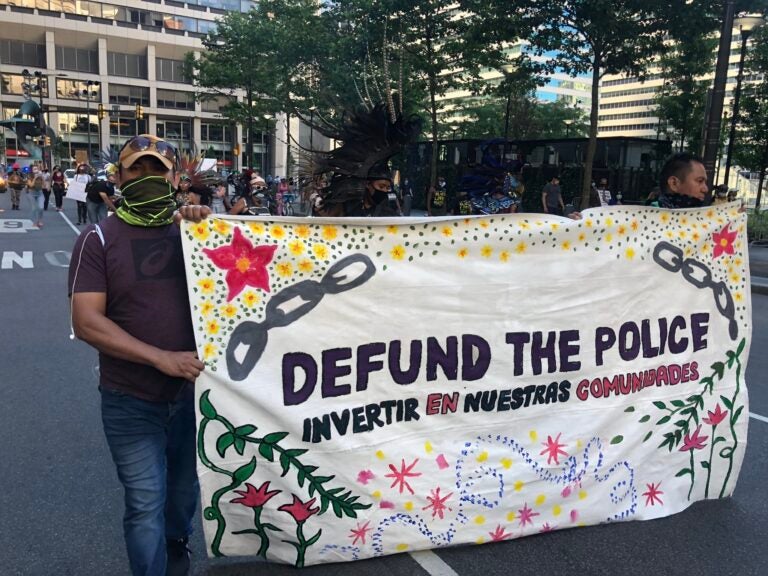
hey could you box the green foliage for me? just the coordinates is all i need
[734,27,768,209]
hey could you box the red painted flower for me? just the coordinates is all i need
[679,425,709,452]
[702,404,728,427]
[349,521,372,545]
[230,481,281,508]
[712,223,737,258]
[540,432,568,465]
[202,227,277,301]
[278,495,319,524]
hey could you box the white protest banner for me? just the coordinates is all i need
[64,180,87,202]
[181,204,750,566]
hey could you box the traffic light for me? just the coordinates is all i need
[233,145,240,156]
[44,135,51,147]
[97,103,106,120]
[135,103,144,120]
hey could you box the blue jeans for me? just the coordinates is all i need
[87,199,108,224]
[101,386,199,576]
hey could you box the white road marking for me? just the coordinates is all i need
[409,550,459,576]
[1,251,33,269]
[0,218,37,233]
[750,412,768,424]
[60,211,81,235]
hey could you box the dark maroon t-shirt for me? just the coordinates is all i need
[68,217,195,402]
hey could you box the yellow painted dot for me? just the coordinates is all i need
[476,451,488,463]
[577,522,586,527]
[552,505,562,516]
[576,439,583,449]
[500,458,513,469]
[404,501,413,511]
[514,480,525,492]
[578,490,588,500]
[372,491,381,499]
[424,441,433,454]
[529,430,537,441]
[375,450,385,460]
[476,537,485,544]
[396,543,409,552]
[474,515,486,525]
[535,494,546,506]
[506,511,516,521]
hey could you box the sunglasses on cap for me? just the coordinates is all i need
[120,136,178,165]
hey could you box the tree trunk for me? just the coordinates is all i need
[581,56,600,210]
[756,144,768,213]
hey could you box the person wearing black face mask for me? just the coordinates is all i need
[68,134,203,576]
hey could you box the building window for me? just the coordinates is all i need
[163,14,198,32]
[201,123,232,143]
[201,95,232,113]
[56,79,101,101]
[156,58,189,84]
[1,73,48,97]
[108,84,150,106]
[157,120,191,142]
[107,52,148,79]
[157,89,195,110]
[0,40,46,67]
[55,46,99,73]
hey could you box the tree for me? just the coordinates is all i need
[184,8,291,169]
[481,0,674,208]
[655,34,717,154]
[734,27,768,211]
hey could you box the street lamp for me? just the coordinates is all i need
[81,80,100,163]
[564,119,574,138]
[450,125,459,139]
[723,13,765,186]
[308,105,316,151]
[501,64,516,146]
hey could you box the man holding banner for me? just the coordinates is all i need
[69,135,204,576]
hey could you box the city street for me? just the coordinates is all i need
[0,193,766,576]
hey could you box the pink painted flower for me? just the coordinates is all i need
[518,503,540,527]
[702,404,728,427]
[356,470,375,485]
[349,521,371,545]
[385,458,421,495]
[278,495,319,524]
[202,227,277,301]
[679,425,708,452]
[488,524,513,541]
[230,481,280,508]
[540,433,568,465]
[712,223,737,258]
[422,487,453,520]
[642,482,664,507]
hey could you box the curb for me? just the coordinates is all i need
[751,276,768,296]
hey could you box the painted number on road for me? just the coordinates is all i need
[1,219,38,233]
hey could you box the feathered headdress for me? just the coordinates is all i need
[305,103,421,211]
[178,149,221,189]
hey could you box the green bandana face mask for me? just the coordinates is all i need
[116,175,177,227]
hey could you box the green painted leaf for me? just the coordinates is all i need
[216,433,234,458]
[263,431,289,445]
[331,500,342,518]
[610,435,623,445]
[736,338,745,357]
[234,437,246,456]
[285,448,308,458]
[639,415,651,423]
[200,390,217,419]
[233,458,257,484]
[258,443,274,461]
[671,400,685,408]
[643,431,653,442]
[319,496,330,514]
[656,415,671,425]
[235,424,257,437]
[720,395,733,410]
[297,469,306,487]
[342,505,357,518]
[674,420,688,428]
[280,453,290,477]
[700,461,710,469]
[675,468,692,477]
[624,406,635,413]
[653,401,667,410]
[305,529,322,546]
[732,406,744,422]
[711,362,725,379]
